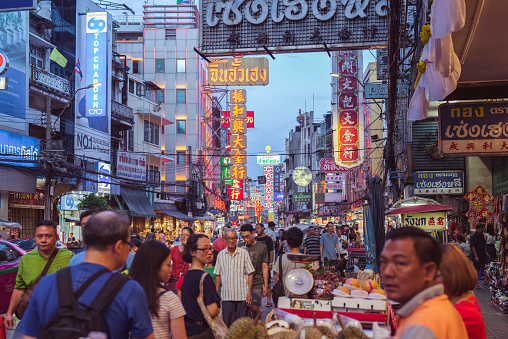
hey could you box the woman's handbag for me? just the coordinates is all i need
[165,261,187,293]
[198,272,228,339]
[271,254,285,308]
[15,249,58,319]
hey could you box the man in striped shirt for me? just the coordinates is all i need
[215,229,255,327]
[304,226,322,267]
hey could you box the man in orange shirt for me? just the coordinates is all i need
[380,227,468,339]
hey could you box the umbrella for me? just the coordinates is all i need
[0,219,22,229]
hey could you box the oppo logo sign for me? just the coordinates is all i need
[0,51,9,76]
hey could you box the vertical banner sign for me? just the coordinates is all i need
[333,51,363,168]
[229,93,247,181]
[85,12,107,117]
[273,165,282,193]
[264,166,274,209]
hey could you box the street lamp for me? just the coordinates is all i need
[53,82,103,131]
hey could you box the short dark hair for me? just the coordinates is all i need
[182,233,209,263]
[83,211,130,251]
[386,227,441,267]
[80,210,98,223]
[181,226,194,235]
[240,224,254,233]
[286,227,304,248]
[131,238,142,248]
[457,235,465,243]
[268,222,275,228]
[36,220,57,233]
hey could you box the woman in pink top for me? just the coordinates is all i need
[436,244,486,339]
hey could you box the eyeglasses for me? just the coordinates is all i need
[225,237,238,241]
[181,234,190,237]
[196,247,214,252]
[121,239,133,249]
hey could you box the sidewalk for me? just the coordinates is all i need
[475,283,508,339]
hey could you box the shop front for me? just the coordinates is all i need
[9,189,45,239]
[59,192,86,244]
[120,187,157,234]
[154,201,195,239]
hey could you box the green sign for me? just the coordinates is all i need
[221,166,231,179]
[224,179,233,185]
[293,192,312,203]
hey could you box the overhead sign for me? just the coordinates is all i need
[85,12,108,117]
[222,111,254,128]
[230,89,246,104]
[200,0,388,56]
[325,174,344,182]
[207,58,269,86]
[60,193,85,211]
[0,129,39,167]
[364,83,409,99]
[320,158,348,173]
[402,211,447,231]
[439,102,508,156]
[0,0,36,12]
[117,152,147,181]
[414,171,464,195]
[325,183,343,190]
[257,154,280,165]
[293,192,312,203]
[96,161,110,194]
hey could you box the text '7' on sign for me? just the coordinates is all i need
[293,192,312,203]
[222,111,254,128]
[257,154,280,165]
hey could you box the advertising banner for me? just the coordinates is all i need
[273,165,282,193]
[117,152,147,181]
[319,158,348,173]
[402,211,447,230]
[0,129,39,167]
[96,161,110,194]
[257,154,280,165]
[293,192,311,203]
[414,171,464,195]
[325,174,344,182]
[207,58,268,86]
[222,111,254,128]
[325,183,343,190]
[439,102,508,156]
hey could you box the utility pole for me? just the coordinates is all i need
[44,96,52,220]
[187,146,193,217]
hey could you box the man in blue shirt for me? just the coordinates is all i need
[18,211,155,339]
[320,222,341,268]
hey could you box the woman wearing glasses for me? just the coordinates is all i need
[180,234,221,339]
[130,240,187,339]
[167,227,194,292]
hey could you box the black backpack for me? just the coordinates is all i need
[39,267,130,339]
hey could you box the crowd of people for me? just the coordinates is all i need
[2,210,492,339]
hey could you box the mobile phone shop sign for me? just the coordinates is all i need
[414,171,464,195]
[439,102,508,156]
[200,0,388,56]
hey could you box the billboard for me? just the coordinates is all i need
[0,0,36,12]
[0,129,39,167]
[200,0,388,56]
[414,171,464,195]
[117,152,147,181]
[207,58,269,86]
[222,110,254,128]
[75,1,111,160]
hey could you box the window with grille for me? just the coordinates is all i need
[30,43,45,69]
[144,120,160,145]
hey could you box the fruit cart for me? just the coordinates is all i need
[346,247,368,271]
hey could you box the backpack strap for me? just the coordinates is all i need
[156,290,169,299]
[88,273,130,313]
[56,267,75,309]
[74,269,111,300]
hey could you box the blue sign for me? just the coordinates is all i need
[96,161,110,194]
[414,171,464,195]
[85,12,108,118]
[209,208,221,214]
[274,192,284,201]
[0,0,35,12]
[82,172,98,193]
[0,129,39,167]
[273,165,282,193]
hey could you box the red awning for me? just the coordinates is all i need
[385,204,452,216]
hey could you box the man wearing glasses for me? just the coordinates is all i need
[214,228,255,327]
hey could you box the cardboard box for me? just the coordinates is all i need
[332,296,387,313]
[278,297,332,311]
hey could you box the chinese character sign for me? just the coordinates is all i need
[333,51,363,168]
[229,90,248,181]
[273,165,282,193]
[230,89,246,104]
[221,111,254,128]
[402,211,447,230]
[264,165,274,209]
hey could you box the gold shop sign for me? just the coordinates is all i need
[207,58,269,86]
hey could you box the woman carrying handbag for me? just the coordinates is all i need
[167,227,193,293]
[180,234,226,339]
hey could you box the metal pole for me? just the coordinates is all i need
[44,96,52,220]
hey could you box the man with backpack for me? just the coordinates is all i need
[17,211,155,339]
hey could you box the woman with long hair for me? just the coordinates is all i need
[130,240,187,339]
[485,223,497,261]
[168,227,194,292]
[180,234,221,339]
[436,244,486,339]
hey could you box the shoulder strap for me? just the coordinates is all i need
[38,248,59,282]
[199,271,208,294]
[278,254,284,290]
[56,267,75,308]
[157,290,169,299]
[88,273,130,313]
[74,268,111,300]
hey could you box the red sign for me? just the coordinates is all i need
[232,221,238,227]
[339,145,360,162]
[9,189,45,206]
[338,76,357,93]
[338,111,358,127]
[338,93,358,110]
[222,111,254,128]
[229,188,243,201]
[214,196,226,210]
[339,127,359,144]
[319,159,349,173]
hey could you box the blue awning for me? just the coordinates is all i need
[120,187,157,219]
[154,202,196,222]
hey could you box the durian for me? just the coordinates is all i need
[226,317,269,339]
[269,329,299,339]
[337,326,369,339]
[302,327,324,339]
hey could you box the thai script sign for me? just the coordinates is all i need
[320,158,348,173]
[257,154,280,165]
[117,152,147,181]
[207,58,268,86]
[0,129,39,167]
[9,189,44,206]
[414,171,464,195]
[439,102,508,156]
[402,211,447,230]
[293,192,312,203]
[200,0,388,56]
[333,51,363,168]
[86,12,108,117]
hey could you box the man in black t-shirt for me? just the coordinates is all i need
[470,223,488,277]
[255,223,274,307]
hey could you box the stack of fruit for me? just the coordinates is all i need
[333,278,385,298]
[310,270,339,299]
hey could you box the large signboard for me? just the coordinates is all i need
[0,0,36,12]
[320,158,348,173]
[222,111,254,128]
[117,152,147,181]
[333,51,364,169]
[257,154,280,165]
[200,0,388,56]
[208,58,268,86]
[0,129,39,167]
[75,3,112,160]
[293,192,312,203]
[414,171,464,195]
[402,211,447,231]
[439,102,508,156]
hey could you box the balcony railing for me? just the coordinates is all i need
[147,170,161,184]
[111,100,134,126]
[30,65,71,98]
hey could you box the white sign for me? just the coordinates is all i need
[257,154,280,165]
[60,193,84,211]
[326,183,343,190]
[117,152,147,181]
[326,174,344,182]
[96,161,110,194]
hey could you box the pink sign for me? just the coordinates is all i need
[320,159,349,173]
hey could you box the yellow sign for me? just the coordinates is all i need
[231,134,247,150]
[230,89,246,104]
[207,58,269,86]
[230,119,247,134]
[230,149,247,164]
[230,104,247,119]
[402,211,447,230]
[231,165,247,180]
